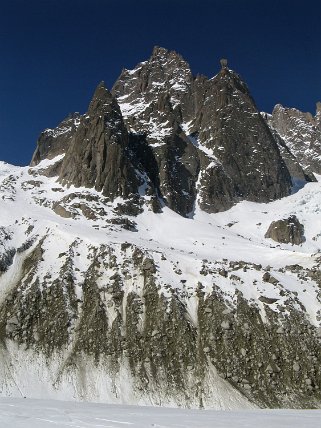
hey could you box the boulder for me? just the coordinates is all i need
[265,215,305,245]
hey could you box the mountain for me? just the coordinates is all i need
[112,46,292,215]
[264,103,321,175]
[0,47,321,410]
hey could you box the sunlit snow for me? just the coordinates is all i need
[0,398,320,428]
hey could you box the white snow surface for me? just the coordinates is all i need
[0,398,320,428]
[1,156,321,321]
[1,158,321,407]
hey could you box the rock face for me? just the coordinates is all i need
[194,68,291,212]
[268,129,316,189]
[266,103,321,175]
[58,82,138,200]
[265,215,305,245]
[112,47,201,216]
[112,47,292,215]
[30,113,81,166]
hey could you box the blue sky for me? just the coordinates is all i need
[0,0,320,165]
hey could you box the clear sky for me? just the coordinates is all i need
[1,0,320,166]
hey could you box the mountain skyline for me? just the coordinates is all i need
[0,31,321,410]
[0,0,320,166]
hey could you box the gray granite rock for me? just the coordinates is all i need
[30,113,81,166]
[58,82,138,200]
[265,215,305,245]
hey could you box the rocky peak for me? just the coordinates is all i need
[112,46,194,130]
[30,112,82,166]
[58,83,138,200]
[194,64,291,212]
[212,65,253,101]
[267,103,321,174]
[29,47,306,217]
[111,48,203,217]
[113,46,192,96]
[88,81,121,116]
[150,45,185,64]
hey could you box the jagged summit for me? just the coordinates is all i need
[58,83,138,199]
[30,47,318,217]
[150,45,185,63]
[30,112,82,166]
[88,81,119,114]
[213,65,252,98]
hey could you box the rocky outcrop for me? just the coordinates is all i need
[265,215,305,245]
[0,238,320,408]
[266,103,321,175]
[195,67,292,212]
[30,113,81,166]
[58,82,138,200]
[269,128,316,189]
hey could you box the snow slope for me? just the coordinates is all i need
[1,158,319,325]
[1,158,321,408]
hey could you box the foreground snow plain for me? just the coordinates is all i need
[0,398,320,428]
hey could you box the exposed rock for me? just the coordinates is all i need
[266,103,321,175]
[196,67,292,212]
[113,48,200,216]
[113,48,292,215]
[262,272,279,285]
[265,215,305,245]
[52,202,74,218]
[0,248,16,273]
[27,47,299,217]
[259,296,279,305]
[268,128,316,188]
[59,82,138,201]
[30,113,81,166]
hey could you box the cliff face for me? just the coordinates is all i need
[112,48,292,215]
[2,47,321,409]
[58,83,138,200]
[193,68,291,212]
[265,103,321,175]
[30,113,81,167]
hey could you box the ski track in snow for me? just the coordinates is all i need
[0,398,320,428]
